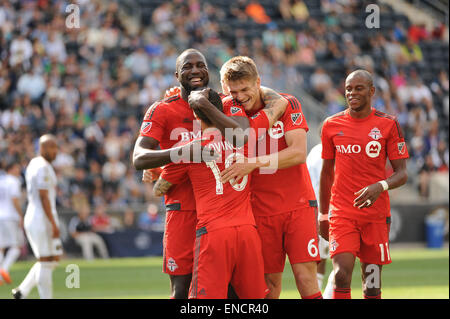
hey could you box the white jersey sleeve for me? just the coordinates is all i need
[306,143,323,205]
[35,165,53,190]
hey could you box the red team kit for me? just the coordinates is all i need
[321,108,409,265]
[138,89,408,297]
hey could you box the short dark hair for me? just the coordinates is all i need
[5,161,19,172]
[193,89,223,125]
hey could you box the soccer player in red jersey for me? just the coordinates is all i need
[133,49,288,298]
[219,56,322,299]
[133,49,207,299]
[153,88,270,299]
[319,69,409,299]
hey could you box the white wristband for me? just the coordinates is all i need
[378,180,389,191]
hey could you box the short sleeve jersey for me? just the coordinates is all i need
[321,108,409,222]
[246,93,317,216]
[161,107,254,233]
[25,156,58,225]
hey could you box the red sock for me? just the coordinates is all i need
[333,287,351,299]
[364,292,381,299]
[302,291,323,299]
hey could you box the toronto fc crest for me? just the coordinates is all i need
[368,127,382,140]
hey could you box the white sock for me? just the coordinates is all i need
[317,273,324,290]
[2,247,21,272]
[18,262,40,298]
[37,261,58,299]
[323,270,335,299]
[0,250,4,268]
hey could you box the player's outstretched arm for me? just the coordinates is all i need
[319,158,335,241]
[133,136,175,170]
[221,127,308,184]
[353,158,408,209]
[133,137,217,170]
[153,177,173,197]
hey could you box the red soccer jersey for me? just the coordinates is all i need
[321,107,409,222]
[245,93,317,216]
[161,131,255,232]
[139,93,199,210]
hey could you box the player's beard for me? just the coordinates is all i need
[180,75,209,96]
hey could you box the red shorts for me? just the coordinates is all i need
[162,209,197,275]
[255,207,321,274]
[329,216,392,265]
[189,224,268,299]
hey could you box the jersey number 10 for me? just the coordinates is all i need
[206,153,248,195]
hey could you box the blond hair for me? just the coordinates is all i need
[220,56,259,83]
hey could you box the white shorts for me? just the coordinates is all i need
[0,220,25,249]
[318,234,330,260]
[24,218,63,258]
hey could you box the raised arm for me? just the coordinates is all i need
[188,90,250,148]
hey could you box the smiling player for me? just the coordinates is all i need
[153,88,268,299]
[219,56,322,299]
[319,69,409,299]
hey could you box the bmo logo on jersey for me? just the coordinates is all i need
[268,121,284,139]
[366,141,381,158]
[335,144,361,154]
[180,130,202,141]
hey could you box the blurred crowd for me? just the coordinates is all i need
[0,0,448,241]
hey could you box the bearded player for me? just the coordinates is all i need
[319,69,408,299]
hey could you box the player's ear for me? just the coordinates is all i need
[369,85,375,97]
[256,76,261,88]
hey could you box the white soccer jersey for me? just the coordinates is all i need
[306,143,323,203]
[0,173,22,221]
[24,156,59,227]
[306,143,329,259]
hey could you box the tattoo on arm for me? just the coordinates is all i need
[260,88,286,122]
[153,177,173,197]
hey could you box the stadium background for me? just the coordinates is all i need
[0,0,448,298]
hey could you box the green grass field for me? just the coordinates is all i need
[0,246,448,299]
